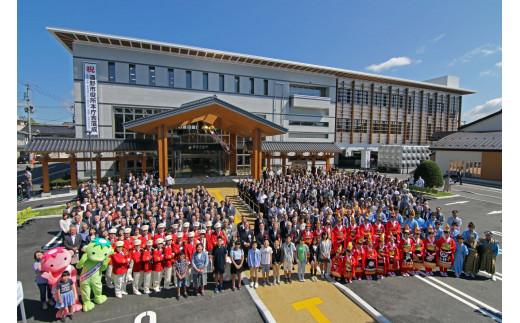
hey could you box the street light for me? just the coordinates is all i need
[86,130,93,183]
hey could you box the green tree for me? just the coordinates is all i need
[414,160,444,188]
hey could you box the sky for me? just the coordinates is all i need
[16,0,502,124]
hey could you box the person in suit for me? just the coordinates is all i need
[63,226,82,253]
[254,212,267,237]
[457,169,463,185]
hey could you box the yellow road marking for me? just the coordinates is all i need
[292,297,331,323]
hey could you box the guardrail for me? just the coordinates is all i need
[238,189,260,215]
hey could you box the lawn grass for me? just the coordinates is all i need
[412,190,454,198]
[35,205,66,217]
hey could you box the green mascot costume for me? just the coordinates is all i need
[76,237,114,312]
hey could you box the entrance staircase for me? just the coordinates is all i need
[228,195,257,229]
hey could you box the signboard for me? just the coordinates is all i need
[170,144,223,151]
[84,62,99,135]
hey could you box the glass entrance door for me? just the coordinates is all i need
[173,151,225,178]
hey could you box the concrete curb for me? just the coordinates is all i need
[32,214,62,219]
[242,277,276,323]
[326,276,391,323]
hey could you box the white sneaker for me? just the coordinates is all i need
[491,275,497,281]
[250,282,254,288]
[42,302,48,310]
[133,290,141,295]
[154,288,161,292]
[116,294,122,298]
[164,286,172,290]
[144,290,151,294]
[277,280,281,285]
[121,291,128,295]
[254,282,259,288]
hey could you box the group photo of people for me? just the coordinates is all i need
[33,167,500,321]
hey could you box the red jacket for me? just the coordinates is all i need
[301,230,314,245]
[163,245,174,268]
[210,230,227,249]
[131,248,144,272]
[171,244,181,261]
[139,234,152,247]
[333,225,347,242]
[436,236,456,267]
[184,241,196,262]
[152,248,164,271]
[353,247,365,273]
[142,248,154,273]
[385,221,401,244]
[347,225,360,245]
[153,233,166,247]
[371,223,385,240]
[111,251,130,275]
[386,242,400,269]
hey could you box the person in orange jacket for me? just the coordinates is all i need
[111,241,130,298]
[423,225,438,276]
[353,236,366,280]
[436,223,456,277]
[130,239,144,295]
[399,225,415,277]
[376,234,388,279]
[411,226,425,275]
[152,238,165,292]
[386,233,400,277]
[142,240,154,294]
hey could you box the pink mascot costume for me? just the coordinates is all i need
[39,247,82,317]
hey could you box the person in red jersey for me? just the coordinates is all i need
[372,213,386,242]
[331,245,346,282]
[347,215,360,245]
[344,242,357,283]
[153,223,167,247]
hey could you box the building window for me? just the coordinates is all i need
[391,94,403,108]
[289,132,328,139]
[264,79,268,95]
[149,66,156,85]
[108,62,116,82]
[290,84,326,97]
[427,97,434,116]
[168,69,174,87]
[427,124,433,138]
[353,119,368,133]
[374,93,382,106]
[354,90,369,105]
[383,94,389,107]
[373,120,389,134]
[234,76,240,93]
[390,121,402,134]
[337,89,352,103]
[219,74,225,91]
[203,73,208,90]
[336,118,351,132]
[186,71,192,89]
[450,160,464,174]
[129,64,136,84]
[249,78,254,94]
[289,120,329,127]
[407,96,414,114]
[465,161,482,179]
[114,107,164,139]
[405,122,412,140]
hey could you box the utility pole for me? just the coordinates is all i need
[23,83,35,162]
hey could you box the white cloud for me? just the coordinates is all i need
[365,57,421,73]
[479,70,495,76]
[416,45,426,54]
[496,62,502,67]
[463,98,502,123]
[433,33,446,42]
[449,44,502,66]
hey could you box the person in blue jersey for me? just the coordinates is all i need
[451,235,468,278]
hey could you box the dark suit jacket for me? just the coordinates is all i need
[63,233,82,250]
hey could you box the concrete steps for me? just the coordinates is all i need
[228,195,257,228]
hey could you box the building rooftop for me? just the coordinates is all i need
[429,131,501,152]
[47,27,476,95]
[20,124,75,137]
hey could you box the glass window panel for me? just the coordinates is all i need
[219,75,224,91]
[149,66,155,85]
[108,62,115,82]
[186,71,192,89]
[203,73,208,90]
[168,69,174,87]
[129,65,136,84]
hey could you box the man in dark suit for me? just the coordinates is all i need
[254,212,267,237]
[63,226,82,253]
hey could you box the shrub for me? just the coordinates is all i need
[414,160,444,188]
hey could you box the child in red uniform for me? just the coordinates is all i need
[353,236,366,280]
[111,241,130,298]
[152,238,165,292]
[372,214,386,242]
[399,225,415,277]
[423,225,438,276]
[436,223,456,277]
[347,215,360,246]
[386,234,400,277]
[363,236,378,280]
[162,235,175,289]
[142,240,154,294]
[331,245,346,282]
[344,242,357,283]
[386,212,401,244]
[411,226,425,275]
[131,239,144,295]
[376,234,388,280]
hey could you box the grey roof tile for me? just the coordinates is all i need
[429,132,501,151]
[26,138,156,153]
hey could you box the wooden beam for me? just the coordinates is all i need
[252,128,262,180]
[69,154,77,189]
[404,88,409,144]
[96,155,102,183]
[326,157,331,170]
[282,154,286,175]
[141,155,147,173]
[42,154,50,193]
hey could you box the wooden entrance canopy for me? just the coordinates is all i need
[124,95,287,182]
[25,138,157,193]
[245,141,342,175]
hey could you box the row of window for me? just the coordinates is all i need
[108,62,270,95]
[289,85,327,97]
[336,118,418,135]
[450,160,482,179]
[288,120,329,127]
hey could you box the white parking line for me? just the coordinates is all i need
[491,231,502,236]
[479,271,502,281]
[457,191,502,199]
[415,276,501,322]
[451,184,502,193]
[445,201,468,206]
[449,195,502,206]
[419,272,502,314]
[43,232,62,250]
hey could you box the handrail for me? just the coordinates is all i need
[238,187,260,214]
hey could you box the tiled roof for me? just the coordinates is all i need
[21,124,75,137]
[245,141,342,153]
[26,138,157,153]
[429,131,501,151]
[428,131,456,142]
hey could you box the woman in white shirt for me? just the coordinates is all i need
[59,213,71,234]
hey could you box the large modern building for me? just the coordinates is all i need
[43,27,475,180]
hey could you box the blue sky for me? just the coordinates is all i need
[17,0,502,124]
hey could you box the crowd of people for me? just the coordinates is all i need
[33,167,500,320]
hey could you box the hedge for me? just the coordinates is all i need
[414,160,444,188]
